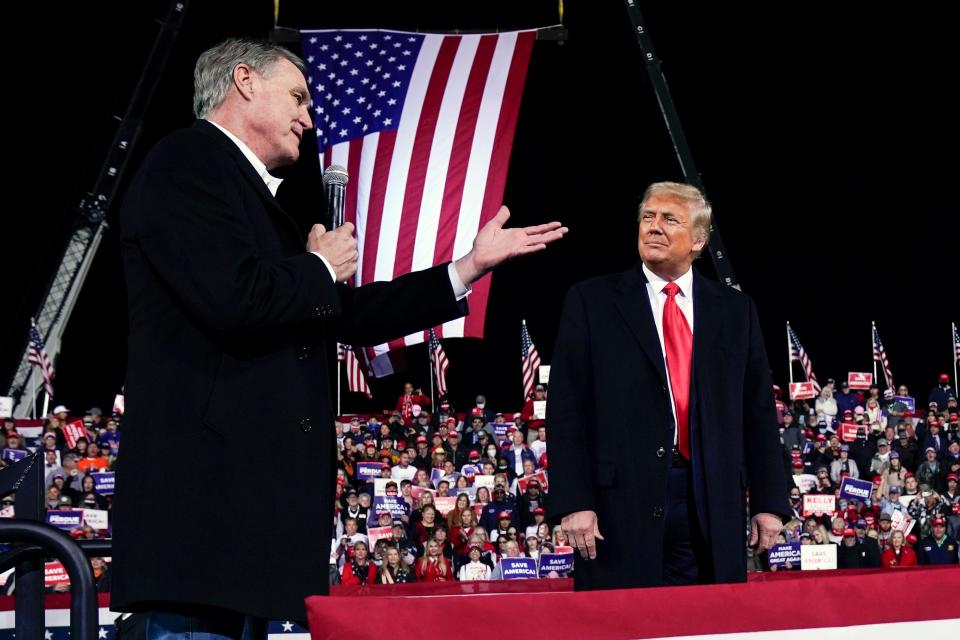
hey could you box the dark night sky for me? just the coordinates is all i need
[2,1,956,416]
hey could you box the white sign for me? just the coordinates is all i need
[0,506,14,519]
[532,400,547,420]
[802,494,836,517]
[791,474,818,494]
[538,365,551,384]
[112,394,125,415]
[473,475,496,490]
[890,509,916,535]
[800,544,837,570]
[898,495,917,508]
[0,397,13,419]
[83,509,109,530]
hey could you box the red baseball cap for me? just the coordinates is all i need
[843,528,855,537]
[931,517,946,527]
[498,511,511,520]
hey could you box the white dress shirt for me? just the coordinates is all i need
[206,119,470,298]
[641,264,694,446]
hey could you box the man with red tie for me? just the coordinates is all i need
[548,182,788,589]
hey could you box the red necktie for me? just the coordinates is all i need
[662,282,692,460]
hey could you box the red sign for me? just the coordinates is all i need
[367,526,394,547]
[789,382,818,400]
[847,372,873,390]
[517,470,549,494]
[63,420,87,449]
[840,422,859,442]
[433,496,458,516]
[44,562,70,588]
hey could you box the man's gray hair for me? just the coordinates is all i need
[193,38,306,119]
[638,182,713,254]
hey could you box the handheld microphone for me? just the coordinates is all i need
[322,165,349,229]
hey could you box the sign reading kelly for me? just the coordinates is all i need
[499,557,538,580]
[802,494,836,517]
[46,510,83,531]
[92,472,115,496]
[838,477,873,503]
[767,542,801,568]
[538,551,574,577]
[789,382,818,400]
[847,372,873,390]
[357,462,385,481]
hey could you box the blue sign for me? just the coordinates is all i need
[91,472,115,496]
[839,476,873,503]
[2,449,27,463]
[893,396,915,412]
[491,422,513,440]
[357,462,385,481]
[767,542,801,568]
[460,464,482,477]
[802,441,813,456]
[499,557,538,580]
[430,467,444,488]
[46,510,83,531]
[373,496,409,519]
[538,551,575,577]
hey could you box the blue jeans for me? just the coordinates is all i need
[145,610,267,640]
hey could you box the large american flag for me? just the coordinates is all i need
[300,29,535,374]
[788,324,820,392]
[521,319,540,402]
[872,323,894,390]
[429,328,449,397]
[338,343,372,398]
[27,317,55,398]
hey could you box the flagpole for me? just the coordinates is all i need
[336,345,342,417]
[954,322,958,392]
[787,322,794,385]
[428,333,436,409]
[30,374,37,419]
[871,322,878,383]
[42,392,50,418]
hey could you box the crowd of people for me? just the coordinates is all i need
[2,372,958,592]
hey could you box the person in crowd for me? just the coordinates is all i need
[377,544,416,584]
[340,540,377,585]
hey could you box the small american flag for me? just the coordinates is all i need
[339,344,372,398]
[428,328,449,397]
[788,324,821,392]
[521,319,540,402]
[954,323,960,363]
[63,419,87,450]
[872,323,894,390]
[301,29,535,373]
[27,317,55,398]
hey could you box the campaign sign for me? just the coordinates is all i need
[802,494,836,517]
[373,496,409,520]
[460,464,482,478]
[893,396,915,412]
[839,422,860,442]
[898,495,917,508]
[434,496,458,516]
[800,544,837,570]
[517,470,549,494]
[83,509,109,530]
[473,475,496,490]
[839,477,873,503]
[538,365,551,384]
[471,503,486,520]
[792,474,818,494]
[453,487,477,501]
[0,505,14,519]
[847,372,873,390]
[46,510,83,531]
[44,562,70,588]
[441,472,461,486]
[491,422,511,440]
[767,542,801,568]
[2,449,27,463]
[0,396,12,419]
[112,394,125,415]
[357,462,385,481]
[537,551,574,577]
[430,468,444,488]
[409,485,434,502]
[366,526,394,547]
[499,557,538,580]
[532,401,547,420]
[92,472,115,496]
[789,382,818,400]
[890,509,916,535]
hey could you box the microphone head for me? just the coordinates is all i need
[322,164,349,187]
